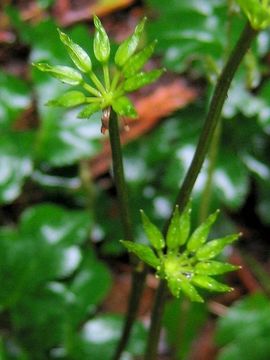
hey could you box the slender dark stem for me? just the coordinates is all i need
[109,109,147,360]
[108,109,133,240]
[144,22,257,360]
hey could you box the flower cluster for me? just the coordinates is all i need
[33,16,163,133]
[121,204,240,302]
[236,0,270,30]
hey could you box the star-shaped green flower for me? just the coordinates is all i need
[236,0,270,29]
[33,16,163,133]
[121,204,240,302]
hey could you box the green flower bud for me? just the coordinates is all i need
[77,103,101,118]
[58,29,92,73]
[195,261,239,276]
[120,240,160,268]
[123,40,157,77]
[140,210,165,251]
[192,275,232,292]
[112,96,137,119]
[196,234,239,261]
[166,203,191,251]
[93,15,110,63]
[115,17,147,67]
[178,275,204,302]
[124,69,163,92]
[187,210,220,253]
[46,91,86,107]
[33,63,83,85]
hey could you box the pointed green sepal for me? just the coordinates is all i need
[167,276,181,298]
[196,234,239,261]
[120,240,160,269]
[46,91,86,107]
[192,275,232,292]
[166,203,191,251]
[58,29,92,73]
[77,103,101,118]
[115,17,147,67]
[33,63,82,85]
[112,96,138,118]
[195,261,240,275]
[93,15,110,63]
[123,40,158,77]
[178,275,204,302]
[124,69,164,92]
[140,210,165,251]
[187,210,220,252]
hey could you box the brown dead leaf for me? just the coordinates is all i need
[54,0,135,26]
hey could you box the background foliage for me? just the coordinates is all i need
[1,0,270,359]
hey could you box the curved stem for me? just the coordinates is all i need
[144,22,257,360]
[199,121,221,223]
[109,109,146,360]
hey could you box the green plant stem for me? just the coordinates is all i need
[199,121,222,223]
[108,109,133,240]
[144,22,257,360]
[109,109,147,360]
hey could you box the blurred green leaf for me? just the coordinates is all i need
[163,297,207,359]
[69,257,112,325]
[0,204,92,308]
[69,314,146,359]
[0,71,31,129]
[0,132,33,204]
[215,293,270,360]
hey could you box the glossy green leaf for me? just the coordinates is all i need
[112,96,138,118]
[123,40,157,77]
[236,0,270,29]
[216,293,270,360]
[195,261,239,275]
[69,314,147,359]
[140,210,165,250]
[58,29,92,72]
[0,132,33,204]
[124,69,163,92]
[187,210,220,252]
[77,103,102,118]
[33,63,82,85]
[93,16,110,63]
[192,275,232,292]
[120,240,160,268]
[47,90,86,107]
[115,17,147,67]
[196,234,239,261]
